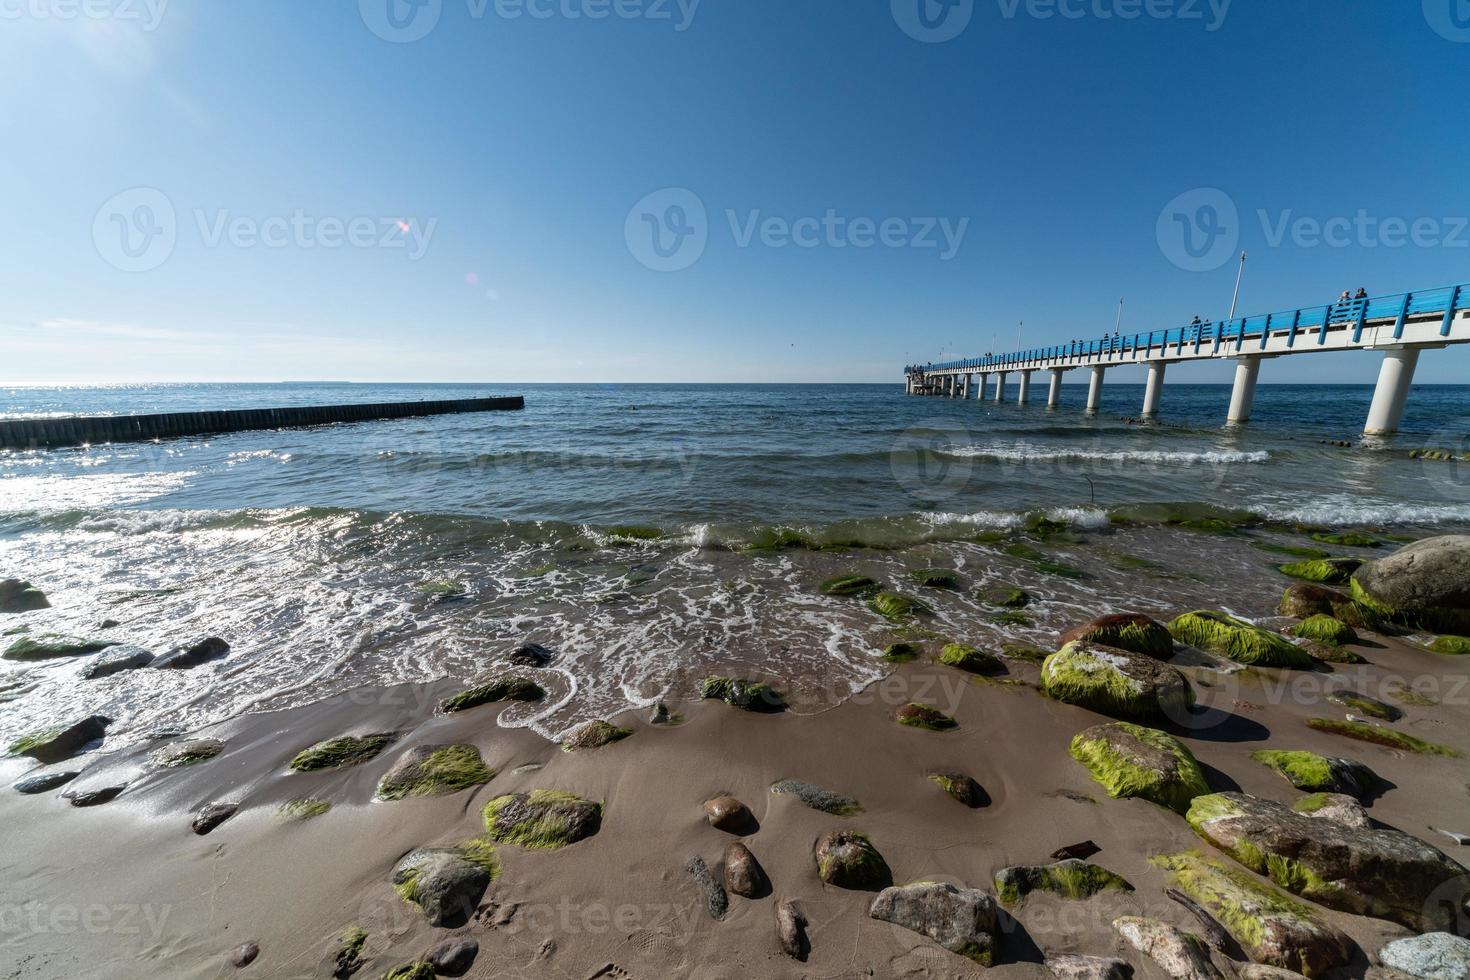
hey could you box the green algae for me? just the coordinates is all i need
[1310,532,1381,548]
[1253,542,1332,560]
[994,859,1133,907]
[700,676,786,712]
[1069,722,1209,813]
[3,634,116,661]
[881,642,922,664]
[1293,615,1357,646]
[868,591,932,620]
[334,926,368,977]
[439,676,545,714]
[1003,543,1084,579]
[1278,559,1361,584]
[820,574,879,597]
[815,832,890,890]
[1168,610,1315,668]
[1249,750,1335,791]
[1305,718,1459,757]
[938,643,1003,674]
[1429,635,1470,655]
[482,789,603,849]
[1041,642,1193,721]
[910,568,961,589]
[562,720,632,752]
[376,745,495,801]
[289,733,395,772]
[278,798,331,821]
[896,702,957,731]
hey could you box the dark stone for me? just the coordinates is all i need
[648,701,671,725]
[193,802,239,835]
[98,619,120,629]
[927,769,986,808]
[81,645,155,679]
[9,715,111,763]
[1053,840,1101,861]
[64,784,125,806]
[686,855,728,920]
[507,642,553,668]
[0,579,49,613]
[813,831,891,890]
[776,899,808,960]
[1060,613,1175,659]
[1047,953,1133,980]
[703,795,755,834]
[13,771,80,794]
[427,938,478,976]
[230,942,260,967]
[153,636,230,669]
[392,849,492,927]
[723,841,769,898]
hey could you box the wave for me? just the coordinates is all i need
[942,444,1271,465]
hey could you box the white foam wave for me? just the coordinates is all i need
[945,444,1270,465]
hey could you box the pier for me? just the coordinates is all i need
[0,396,525,450]
[904,282,1470,434]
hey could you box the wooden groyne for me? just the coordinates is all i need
[0,396,525,450]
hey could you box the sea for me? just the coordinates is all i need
[1,382,1467,746]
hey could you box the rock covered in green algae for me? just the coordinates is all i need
[332,925,368,979]
[392,845,498,926]
[439,675,545,714]
[980,585,1032,609]
[1278,582,1378,628]
[149,738,224,768]
[1325,689,1400,721]
[1060,613,1175,659]
[289,733,396,772]
[1292,792,1371,829]
[881,642,922,663]
[1069,721,1209,813]
[1294,615,1357,646]
[3,633,116,661]
[1429,635,1470,655]
[927,770,985,808]
[910,568,961,589]
[896,702,957,731]
[1351,535,1470,633]
[376,744,494,801]
[1168,611,1316,669]
[820,574,879,597]
[383,961,435,980]
[8,715,110,763]
[277,798,331,821]
[700,676,786,712]
[1042,641,1194,721]
[1153,850,1352,978]
[771,779,861,815]
[1185,792,1470,932]
[1278,558,1364,585]
[813,830,891,890]
[482,790,602,849]
[938,643,1004,674]
[867,590,932,621]
[1305,718,1459,756]
[869,881,998,965]
[993,859,1132,907]
[1311,531,1381,548]
[1249,749,1383,800]
[0,579,49,614]
[561,719,632,752]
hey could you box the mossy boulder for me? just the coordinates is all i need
[869,881,997,966]
[1279,558,1363,585]
[881,642,922,664]
[1250,750,1384,800]
[701,676,786,713]
[1310,532,1381,548]
[289,732,395,772]
[1429,635,1470,655]
[562,720,632,752]
[1350,536,1470,633]
[813,830,891,890]
[1168,611,1316,669]
[1185,792,1470,932]
[151,636,230,669]
[994,859,1132,907]
[1069,722,1209,813]
[1293,616,1356,646]
[1279,583,1380,630]
[868,591,932,620]
[1042,641,1194,721]
[383,962,435,980]
[896,703,957,731]
[939,643,1003,674]
[439,676,544,714]
[910,569,960,589]
[8,715,110,763]
[278,798,331,821]
[980,586,1032,609]
[376,744,494,801]
[771,779,861,815]
[149,738,224,768]
[482,790,602,849]
[927,770,985,808]
[1060,613,1174,660]
[1306,718,1458,756]
[332,926,368,978]
[1153,850,1352,977]
[392,845,499,926]
[0,579,49,614]
[3,634,115,661]
[820,574,879,597]
[1325,689,1400,722]
[1292,793,1371,829]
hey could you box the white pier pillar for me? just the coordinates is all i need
[993,372,1007,402]
[1364,347,1421,436]
[1142,361,1167,417]
[1227,357,1262,424]
[962,374,972,399]
[1047,368,1065,407]
[1017,370,1033,405]
[1086,365,1106,413]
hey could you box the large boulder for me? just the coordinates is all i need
[3,634,115,661]
[1060,613,1175,659]
[1186,793,1469,932]
[1113,916,1222,980]
[1042,641,1194,721]
[1352,536,1470,633]
[0,579,49,613]
[1379,933,1470,980]
[813,831,891,890]
[80,645,154,679]
[1155,851,1353,977]
[481,790,602,849]
[869,881,998,966]
[1169,611,1316,668]
[723,842,768,898]
[8,715,111,763]
[1249,749,1385,800]
[994,859,1132,906]
[1070,722,1209,813]
[392,847,496,926]
[1047,954,1132,980]
[152,636,230,669]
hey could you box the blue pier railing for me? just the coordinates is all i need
[906,282,1470,375]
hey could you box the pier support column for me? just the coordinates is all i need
[1142,361,1167,418]
[1086,365,1106,413]
[962,374,972,399]
[1017,370,1033,405]
[1364,347,1421,436]
[993,372,1007,402]
[1047,368,1065,407]
[1227,357,1262,424]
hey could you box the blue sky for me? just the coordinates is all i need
[2,0,1468,384]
